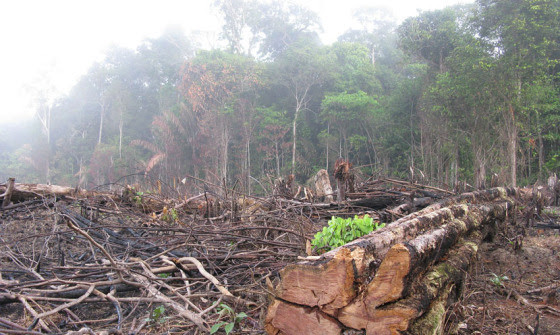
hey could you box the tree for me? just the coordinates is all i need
[321,91,377,160]
[398,6,473,74]
[246,0,322,59]
[255,107,290,177]
[270,38,333,176]
[213,0,252,54]
[180,50,261,185]
[474,0,560,185]
[426,40,501,188]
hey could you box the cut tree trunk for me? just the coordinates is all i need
[265,187,517,334]
[314,169,333,202]
[1,177,15,207]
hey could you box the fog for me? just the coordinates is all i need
[0,0,471,125]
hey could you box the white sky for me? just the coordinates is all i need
[0,0,473,126]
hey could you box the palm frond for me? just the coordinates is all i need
[131,139,159,153]
[145,152,166,174]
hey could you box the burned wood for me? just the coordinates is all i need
[534,222,560,230]
[0,180,316,332]
[348,195,399,209]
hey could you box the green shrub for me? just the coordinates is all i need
[210,303,247,334]
[311,214,385,253]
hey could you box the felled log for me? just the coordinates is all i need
[0,182,100,205]
[1,183,83,202]
[390,197,435,217]
[265,300,342,335]
[348,195,398,209]
[360,233,482,335]
[265,187,517,334]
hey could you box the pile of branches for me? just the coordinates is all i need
[0,176,491,334]
[0,186,320,334]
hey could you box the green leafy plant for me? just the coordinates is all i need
[161,207,179,223]
[210,303,247,334]
[312,215,385,253]
[170,208,179,221]
[146,305,168,324]
[133,191,144,205]
[490,273,509,287]
[543,207,560,216]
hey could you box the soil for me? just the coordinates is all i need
[446,211,560,335]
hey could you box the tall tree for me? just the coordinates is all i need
[180,50,261,185]
[474,0,560,185]
[246,0,321,59]
[270,38,333,176]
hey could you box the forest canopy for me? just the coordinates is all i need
[2,0,559,194]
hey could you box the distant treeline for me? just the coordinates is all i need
[1,0,559,194]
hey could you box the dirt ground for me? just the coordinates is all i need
[446,209,560,335]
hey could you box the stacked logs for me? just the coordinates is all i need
[265,187,518,335]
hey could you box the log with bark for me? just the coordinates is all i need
[0,181,191,215]
[0,182,85,202]
[265,187,518,335]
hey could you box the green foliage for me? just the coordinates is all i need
[490,273,509,287]
[312,215,385,253]
[146,305,168,324]
[210,303,247,334]
[7,0,560,193]
[161,207,179,223]
[321,91,377,123]
[133,192,144,205]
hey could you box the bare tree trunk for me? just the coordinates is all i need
[342,128,348,161]
[275,142,280,177]
[454,144,459,188]
[98,104,104,145]
[246,138,251,195]
[221,122,230,186]
[291,105,300,176]
[507,104,518,187]
[537,113,544,181]
[476,156,486,189]
[326,122,330,171]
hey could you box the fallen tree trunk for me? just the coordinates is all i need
[0,182,84,202]
[354,233,483,335]
[265,187,517,334]
[348,195,398,209]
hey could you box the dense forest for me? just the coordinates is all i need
[1,0,559,194]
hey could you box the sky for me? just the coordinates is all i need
[0,0,473,126]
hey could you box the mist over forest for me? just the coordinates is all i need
[1,0,559,194]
